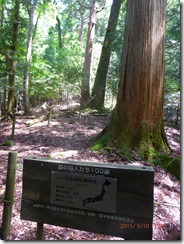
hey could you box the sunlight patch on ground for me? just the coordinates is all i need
[59,101,80,110]
[50,150,79,159]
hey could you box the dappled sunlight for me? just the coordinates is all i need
[0,111,109,163]
[152,163,180,240]
[0,111,180,240]
[165,126,180,154]
[50,150,79,159]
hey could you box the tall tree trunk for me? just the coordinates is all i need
[0,82,7,116]
[79,14,85,43]
[0,1,4,26]
[7,0,20,116]
[23,0,38,115]
[3,83,7,115]
[90,0,122,111]
[80,0,96,107]
[56,15,62,49]
[0,2,6,116]
[93,0,169,158]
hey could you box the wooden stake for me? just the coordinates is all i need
[1,151,17,240]
[48,108,52,127]
[48,105,54,127]
[36,222,44,240]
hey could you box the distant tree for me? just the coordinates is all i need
[0,0,7,115]
[7,0,20,116]
[92,0,169,158]
[23,0,38,115]
[80,0,96,107]
[164,0,180,123]
[56,15,62,49]
[90,0,122,111]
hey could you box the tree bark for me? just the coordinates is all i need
[90,0,122,111]
[2,81,7,116]
[93,0,169,157]
[79,14,85,43]
[7,0,20,116]
[80,0,96,107]
[56,15,62,49]
[23,0,38,115]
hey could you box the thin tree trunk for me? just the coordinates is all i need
[0,1,4,26]
[56,15,62,49]
[23,0,38,115]
[3,83,7,116]
[90,0,122,110]
[7,0,20,116]
[0,4,6,116]
[33,11,40,40]
[80,0,96,107]
[79,14,85,43]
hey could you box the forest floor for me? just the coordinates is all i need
[0,103,181,240]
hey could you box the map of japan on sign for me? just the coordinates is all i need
[50,172,117,213]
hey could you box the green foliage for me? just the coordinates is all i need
[136,147,180,180]
[3,140,14,146]
[24,0,86,105]
[164,0,180,120]
[90,143,103,152]
[137,145,158,161]
[0,0,180,119]
[149,153,180,180]
[90,132,108,152]
[117,149,132,161]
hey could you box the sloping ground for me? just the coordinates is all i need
[0,107,180,240]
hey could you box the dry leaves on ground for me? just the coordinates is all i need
[0,106,180,240]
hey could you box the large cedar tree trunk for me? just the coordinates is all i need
[90,0,122,110]
[80,0,96,107]
[93,0,169,157]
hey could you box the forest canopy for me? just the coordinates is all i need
[0,0,180,120]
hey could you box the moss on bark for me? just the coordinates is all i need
[91,120,169,160]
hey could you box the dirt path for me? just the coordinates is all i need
[0,107,180,240]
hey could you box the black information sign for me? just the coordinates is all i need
[21,157,154,240]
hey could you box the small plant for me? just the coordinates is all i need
[118,150,132,161]
[136,142,157,160]
[3,140,14,146]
